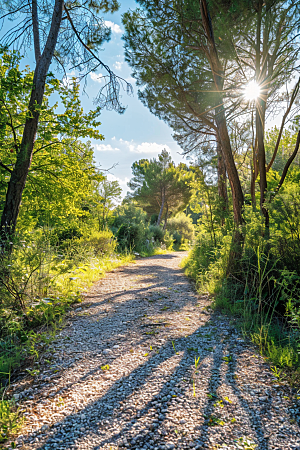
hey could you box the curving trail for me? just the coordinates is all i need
[11,253,300,450]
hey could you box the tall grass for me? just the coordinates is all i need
[183,231,300,375]
[0,230,134,442]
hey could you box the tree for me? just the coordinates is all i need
[123,0,300,240]
[94,178,122,231]
[128,150,193,227]
[0,0,132,243]
[123,0,245,231]
[0,51,104,230]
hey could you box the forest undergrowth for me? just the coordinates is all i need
[183,170,300,388]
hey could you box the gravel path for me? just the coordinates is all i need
[10,253,300,450]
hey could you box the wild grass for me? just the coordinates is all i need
[183,236,300,381]
[0,238,133,443]
[0,399,23,443]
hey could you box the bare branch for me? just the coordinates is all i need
[272,129,300,197]
[32,0,41,63]
[266,77,300,172]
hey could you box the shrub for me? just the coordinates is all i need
[50,224,83,248]
[80,229,116,256]
[148,224,164,242]
[0,399,22,443]
[167,213,195,243]
[112,203,148,251]
[163,231,174,250]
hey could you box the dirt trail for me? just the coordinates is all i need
[10,253,300,450]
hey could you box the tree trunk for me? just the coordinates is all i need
[157,191,165,226]
[216,140,228,223]
[0,0,64,244]
[163,203,168,230]
[200,0,245,273]
[255,1,269,237]
[215,111,244,227]
[200,0,244,228]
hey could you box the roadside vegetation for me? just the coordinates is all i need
[123,0,300,385]
[1,0,300,444]
[0,55,194,441]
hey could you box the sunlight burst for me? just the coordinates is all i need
[244,81,261,101]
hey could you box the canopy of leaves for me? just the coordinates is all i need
[127,149,194,219]
[0,51,105,229]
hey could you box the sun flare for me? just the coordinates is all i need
[244,80,261,101]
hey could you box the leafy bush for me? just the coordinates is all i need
[112,203,148,251]
[50,224,83,248]
[163,231,174,250]
[167,212,195,243]
[80,229,116,256]
[148,224,164,242]
[0,399,22,443]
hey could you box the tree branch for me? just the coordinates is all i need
[272,129,300,198]
[32,0,41,63]
[0,161,12,174]
[266,77,300,172]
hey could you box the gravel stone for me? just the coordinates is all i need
[8,253,300,449]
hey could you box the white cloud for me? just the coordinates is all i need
[94,144,120,152]
[133,142,171,154]
[105,20,122,34]
[90,72,104,83]
[107,174,130,186]
[117,139,171,154]
[113,61,123,71]
[119,138,135,152]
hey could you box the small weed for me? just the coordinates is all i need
[187,347,198,353]
[205,414,224,426]
[207,392,217,399]
[0,400,23,443]
[235,437,257,449]
[101,365,110,371]
[214,399,224,408]
[172,341,179,354]
[161,306,169,311]
[193,380,196,397]
[222,355,233,364]
[195,356,201,369]
[25,368,40,377]
[56,397,64,407]
[270,366,285,382]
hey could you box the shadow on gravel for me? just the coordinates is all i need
[21,254,296,450]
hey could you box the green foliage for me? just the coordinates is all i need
[0,51,105,231]
[148,224,164,243]
[167,212,195,245]
[79,229,116,256]
[163,231,174,251]
[127,150,193,223]
[112,203,148,251]
[0,399,22,443]
[184,159,300,371]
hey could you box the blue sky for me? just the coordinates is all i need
[71,0,185,194]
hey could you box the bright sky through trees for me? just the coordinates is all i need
[68,0,185,193]
[244,81,261,102]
